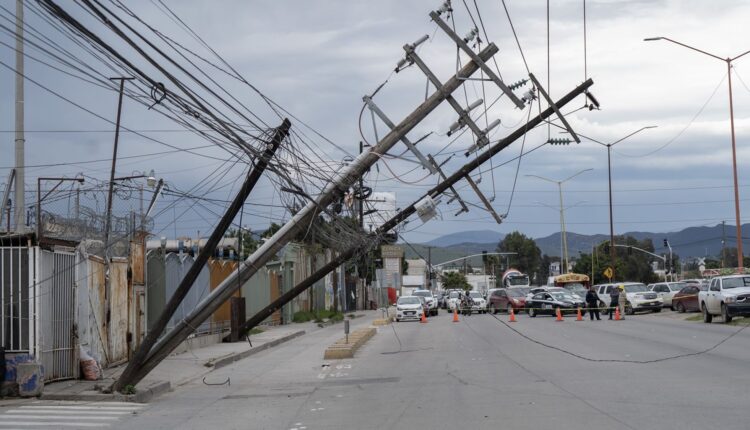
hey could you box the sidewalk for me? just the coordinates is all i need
[38,310,385,403]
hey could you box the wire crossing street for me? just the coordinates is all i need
[82,311,750,430]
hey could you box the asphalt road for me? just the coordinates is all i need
[106,310,749,430]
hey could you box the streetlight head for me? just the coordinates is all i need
[644,37,663,41]
[146,169,157,188]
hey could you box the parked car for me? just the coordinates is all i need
[672,283,707,313]
[596,282,663,315]
[412,290,438,316]
[649,282,687,309]
[446,290,463,312]
[525,286,549,301]
[698,275,750,323]
[526,290,585,317]
[487,288,527,314]
[395,296,424,322]
[435,291,446,309]
[467,290,486,314]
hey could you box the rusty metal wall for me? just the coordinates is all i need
[208,259,239,331]
[108,257,129,365]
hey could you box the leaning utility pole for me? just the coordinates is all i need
[14,0,24,232]
[118,42,501,389]
[112,119,290,393]
[233,77,593,339]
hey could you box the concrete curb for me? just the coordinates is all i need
[323,327,376,359]
[40,380,171,403]
[208,330,306,370]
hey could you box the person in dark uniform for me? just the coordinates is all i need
[586,287,600,320]
[608,286,620,320]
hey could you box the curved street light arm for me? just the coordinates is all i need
[644,36,724,62]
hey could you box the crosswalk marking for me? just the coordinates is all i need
[0,401,145,429]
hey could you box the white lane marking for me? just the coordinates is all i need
[2,415,118,421]
[0,422,110,428]
[8,410,133,415]
[19,405,143,410]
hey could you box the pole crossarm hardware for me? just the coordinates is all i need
[113,119,291,392]
[427,154,469,216]
[429,10,525,109]
[232,78,593,341]
[528,73,580,143]
[363,95,436,174]
[120,44,501,389]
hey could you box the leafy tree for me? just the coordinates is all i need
[574,236,659,284]
[497,231,542,277]
[225,227,257,259]
[262,222,282,238]
[441,271,471,291]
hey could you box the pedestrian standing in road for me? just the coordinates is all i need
[617,285,627,320]
[586,287,600,320]
[608,286,619,320]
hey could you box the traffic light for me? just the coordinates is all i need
[603,243,610,253]
[663,238,669,248]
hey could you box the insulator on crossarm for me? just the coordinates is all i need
[546,138,573,145]
[508,79,529,91]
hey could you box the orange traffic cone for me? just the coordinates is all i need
[615,307,621,321]
[420,310,427,323]
[452,308,460,323]
[555,307,563,322]
[576,308,583,321]
[509,308,517,323]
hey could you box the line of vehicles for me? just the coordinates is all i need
[394,271,750,324]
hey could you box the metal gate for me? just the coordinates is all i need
[0,245,32,352]
[38,250,78,382]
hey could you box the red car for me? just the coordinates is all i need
[672,284,707,313]
[488,288,527,314]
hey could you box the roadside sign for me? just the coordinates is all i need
[603,267,613,280]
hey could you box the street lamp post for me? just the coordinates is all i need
[645,36,749,272]
[589,126,657,279]
[526,169,592,273]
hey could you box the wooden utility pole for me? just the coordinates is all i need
[112,119,290,392]
[232,77,593,339]
[119,42,501,389]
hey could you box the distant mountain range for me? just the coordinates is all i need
[403,223,750,264]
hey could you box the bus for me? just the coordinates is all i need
[547,273,590,297]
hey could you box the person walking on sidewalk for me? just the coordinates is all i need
[586,287,600,320]
[608,286,620,320]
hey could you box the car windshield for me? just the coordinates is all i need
[624,284,648,293]
[563,283,586,292]
[449,291,460,299]
[397,297,420,305]
[468,291,481,298]
[668,282,686,291]
[699,284,708,291]
[507,289,526,298]
[412,291,430,297]
[722,277,750,289]
[507,276,529,286]
[549,291,576,301]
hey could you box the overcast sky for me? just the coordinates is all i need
[2,0,750,250]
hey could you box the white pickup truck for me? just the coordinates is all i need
[699,275,750,323]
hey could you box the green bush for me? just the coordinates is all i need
[292,311,315,323]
